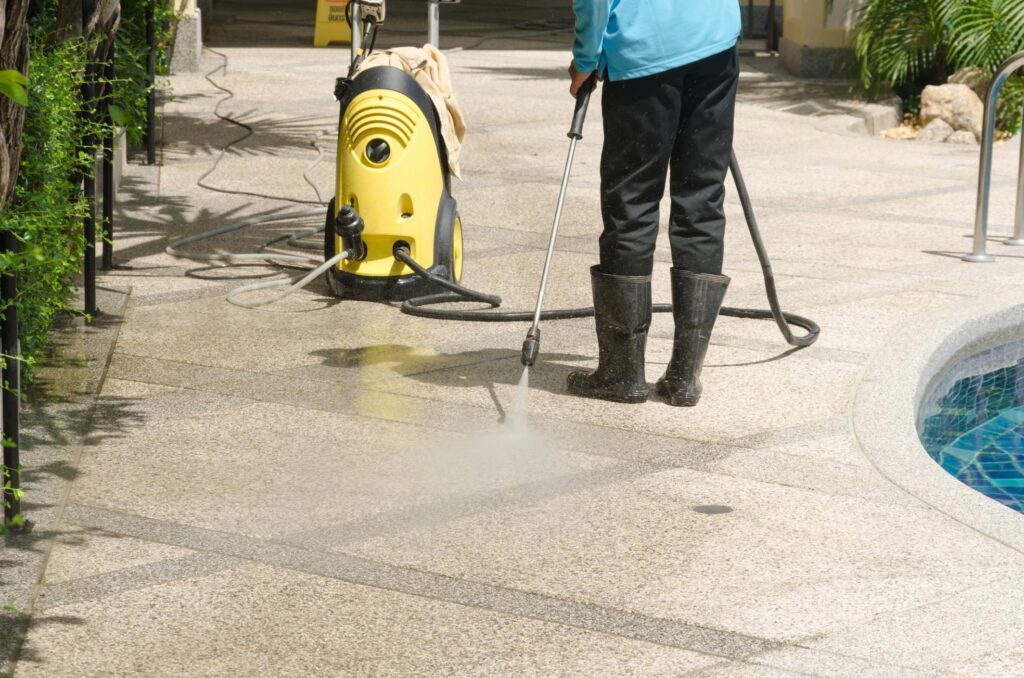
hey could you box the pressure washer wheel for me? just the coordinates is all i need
[452,214,463,284]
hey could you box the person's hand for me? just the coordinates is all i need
[568,61,596,98]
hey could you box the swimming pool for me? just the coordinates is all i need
[918,341,1024,514]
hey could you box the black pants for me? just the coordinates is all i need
[599,47,739,277]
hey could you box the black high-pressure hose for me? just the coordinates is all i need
[395,154,820,349]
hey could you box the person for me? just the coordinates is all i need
[565,0,742,407]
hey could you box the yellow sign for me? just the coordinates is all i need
[314,0,352,47]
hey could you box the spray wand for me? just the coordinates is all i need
[521,73,598,367]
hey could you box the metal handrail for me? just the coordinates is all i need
[964,50,1024,262]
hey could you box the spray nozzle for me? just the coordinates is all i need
[521,326,540,367]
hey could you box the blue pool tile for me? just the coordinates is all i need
[919,359,1024,515]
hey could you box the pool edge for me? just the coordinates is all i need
[852,293,1024,555]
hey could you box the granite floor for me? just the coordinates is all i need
[4,0,1024,675]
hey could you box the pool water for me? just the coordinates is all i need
[919,356,1024,514]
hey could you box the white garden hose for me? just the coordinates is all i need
[224,250,350,308]
[165,50,345,309]
[165,208,344,309]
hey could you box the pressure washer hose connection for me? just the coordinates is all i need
[521,327,540,367]
[335,205,367,261]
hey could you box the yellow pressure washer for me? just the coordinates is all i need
[321,0,463,301]
[325,66,463,301]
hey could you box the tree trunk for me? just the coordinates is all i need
[0,0,29,211]
[53,0,121,45]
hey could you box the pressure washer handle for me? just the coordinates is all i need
[568,72,598,140]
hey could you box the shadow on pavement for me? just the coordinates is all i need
[1,609,86,674]
[160,111,334,159]
[112,174,324,264]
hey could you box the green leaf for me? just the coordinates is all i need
[0,70,28,106]
[853,0,950,92]
[108,104,128,127]
[940,0,1024,72]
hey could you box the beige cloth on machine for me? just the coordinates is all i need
[357,45,467,178]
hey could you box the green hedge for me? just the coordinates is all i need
[1,1,175,374]
[1,36,91,372]
[0,33,92,533]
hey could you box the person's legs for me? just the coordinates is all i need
[567,71,681,403]
[667,47,739,275]
[657,48,739,407]
[598,71,680,276]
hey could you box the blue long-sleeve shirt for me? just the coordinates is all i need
[573,0,741,81]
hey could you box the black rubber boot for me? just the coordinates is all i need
[567,267,652,404]
[656,269,730,407]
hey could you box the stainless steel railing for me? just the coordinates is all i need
[964,51,1024,262]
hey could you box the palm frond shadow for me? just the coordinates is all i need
[109,174,327,264]
[160,111,336,159]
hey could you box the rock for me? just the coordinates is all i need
[920,84,984,140]
[947,130,978,145]
[917,118,954,143]
[948,67,990,100]
[916,118,954,143]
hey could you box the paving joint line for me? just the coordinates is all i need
[60,503,787,662]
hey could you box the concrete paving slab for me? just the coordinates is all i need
[692,662,806,678]
[41,525,195,586]
[341,466,1024,643]
[19,562,721,677]
[692,445,924,508]
[1,288,129,675]
[367,344,859,442]
[67,397,618,539]
[57,503,786,662]
[807,578,1024,673]
[751,647,941,678]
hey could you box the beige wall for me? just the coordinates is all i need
[783,0,864,49]
[779,0,868,76]
[178,0,197,17]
